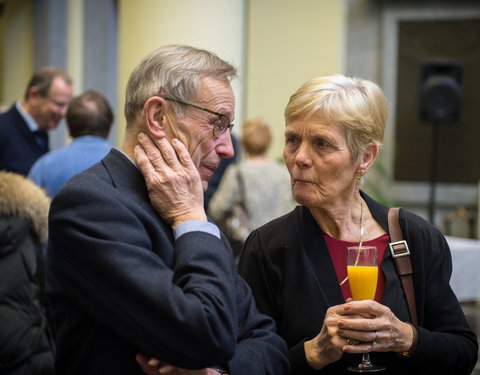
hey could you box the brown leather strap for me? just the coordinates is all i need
[388,208,418,324]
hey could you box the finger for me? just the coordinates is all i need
[155,137,183,169]
[134,144,161,184]
[135,354,159,375]
[170,138,196,168]
[135,353,149,366]
[148,358,161,367]
[345,338,360,346]
[343,341,374,354]
[157,363,176,374]
[345,299,381,313]
[138,133,173,171]
[343,300,379,319]
[137,132,164,162]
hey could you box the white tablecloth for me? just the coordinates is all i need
[446,236,480,302]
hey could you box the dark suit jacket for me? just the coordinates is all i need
[238,193,478,375]
[46,148,289,375]
[0,104,48,175]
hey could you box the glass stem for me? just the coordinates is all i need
[360,353,373,369]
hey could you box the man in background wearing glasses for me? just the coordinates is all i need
[46,45,289,375]
[0,66,73,175]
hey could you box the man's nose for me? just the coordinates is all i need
[216,131,235,159]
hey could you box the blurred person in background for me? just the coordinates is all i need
[29,90,113,197]
[0,67,73,175]
[209,117,294,256]
[0,171,54,375]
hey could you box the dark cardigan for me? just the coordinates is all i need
[238,192,478,375]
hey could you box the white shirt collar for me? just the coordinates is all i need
[15,101,39,132]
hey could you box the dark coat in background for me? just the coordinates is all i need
[0,104,49,175]
[0,171,54,375]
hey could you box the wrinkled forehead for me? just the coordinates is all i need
[196,76,235,119]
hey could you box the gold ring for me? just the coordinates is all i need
[346,338,359,346]
[374,331,378,343]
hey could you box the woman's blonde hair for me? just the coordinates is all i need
[284,74,388,160]
[242,118,272,156]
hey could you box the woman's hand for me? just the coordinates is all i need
[304,303,357,370]
[337,300,414,355]
[304,300,415,370]
[134,133,207,228]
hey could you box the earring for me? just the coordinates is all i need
[355,170,364,181]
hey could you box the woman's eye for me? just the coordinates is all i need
[317,139,331,148]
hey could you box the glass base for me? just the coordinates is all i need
[347,363,386,373]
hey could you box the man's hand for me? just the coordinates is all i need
[135,133,207,228]
[136,354,222,375]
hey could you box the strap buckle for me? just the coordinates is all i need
[389,240,410,258]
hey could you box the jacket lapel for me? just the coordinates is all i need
[295,207,345,307]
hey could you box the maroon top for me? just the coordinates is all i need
[324,233,389,302]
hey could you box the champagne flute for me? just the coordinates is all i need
[346,245,385,373]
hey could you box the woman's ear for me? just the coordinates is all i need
[143,96,167,139]
[359,143,379,172]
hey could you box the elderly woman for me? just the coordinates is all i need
[237,74,478,374]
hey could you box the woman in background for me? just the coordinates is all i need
[209,118,294,256]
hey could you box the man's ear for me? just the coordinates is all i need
[359,143,379,172]
[143,96,167,139]
[28,86,42,102]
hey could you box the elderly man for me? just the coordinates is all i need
[0,67,73,175]
[46,45,289,375]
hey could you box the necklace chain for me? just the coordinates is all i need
[339,199,364,287]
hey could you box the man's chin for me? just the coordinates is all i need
[202,180,208,192]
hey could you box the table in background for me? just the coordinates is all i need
[446,236,480,302]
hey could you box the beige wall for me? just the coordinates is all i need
[67,0,85,97]
[0,0,344,155]
[117,0,245,146]
[0,0,33,107]
[116,0,343,153]
[245,0,344,159]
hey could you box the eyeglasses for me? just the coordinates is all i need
[43,95,69,109]
[163,97,234,138]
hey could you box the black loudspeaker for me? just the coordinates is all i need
[419,62,463,124]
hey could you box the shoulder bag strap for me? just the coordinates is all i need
[236,166,245,206]
[388,207,418,324]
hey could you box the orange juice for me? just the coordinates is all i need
[347,265,378,300]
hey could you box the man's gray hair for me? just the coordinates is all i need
[124,45,237,124]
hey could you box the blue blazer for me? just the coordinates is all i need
[46,149,289,375]
[0,104,48,175]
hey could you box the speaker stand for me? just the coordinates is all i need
[428,122,440,225]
